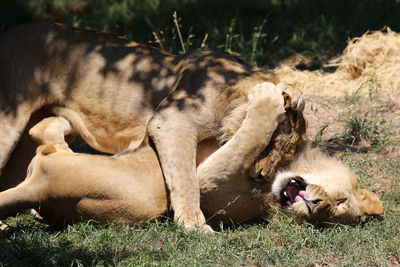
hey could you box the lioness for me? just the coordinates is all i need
[0,83,383,228]
[0,22,287,230]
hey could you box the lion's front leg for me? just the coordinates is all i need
[197,82,286,190]
[147,105,212,231]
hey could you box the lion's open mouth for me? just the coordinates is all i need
[280,176,307,206]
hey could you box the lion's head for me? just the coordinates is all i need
[271,147,383,225]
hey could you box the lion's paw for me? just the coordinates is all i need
[175,207,215,233]
[277,84,305,112]
[248,82,285,121]
[187,223,215,234]
[248,82,281,104]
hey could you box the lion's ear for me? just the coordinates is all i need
[355,189,383,215]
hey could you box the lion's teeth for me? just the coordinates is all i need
[283,191,288,197]
[290,179,296,184]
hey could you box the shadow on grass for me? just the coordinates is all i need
[0,222,130,266]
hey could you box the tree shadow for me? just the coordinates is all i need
[0,222,132,266]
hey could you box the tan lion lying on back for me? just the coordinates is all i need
[0,83,382,228]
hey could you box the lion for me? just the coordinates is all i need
[0,83,383,228]
[0,22,282,230]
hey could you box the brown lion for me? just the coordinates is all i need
[0,22,382,231]
[0,83,382,229]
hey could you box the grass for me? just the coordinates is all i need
[309,75,399,151]
[334,93,396,148]
[339,115,389,146]
[1,199,399,266]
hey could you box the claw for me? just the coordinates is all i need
[282,92,291,110]
[296,97,305,112]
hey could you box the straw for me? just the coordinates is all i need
[274,28,400,96]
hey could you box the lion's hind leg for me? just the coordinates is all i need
[0,145,51,221]
[0,116,76,223]
[29,116,74,153]
[0,183,42,220]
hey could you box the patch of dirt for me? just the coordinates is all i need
[290,78,400,194]
[306,255,345,267]
[301,88,400,145]
[387,256,400,267]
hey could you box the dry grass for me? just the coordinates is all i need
[275,28,400,97]
[273,28,400,147]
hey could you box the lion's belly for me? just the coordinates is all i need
[67,98,155,154]
[82,117,151,154]
[63,74,159,153]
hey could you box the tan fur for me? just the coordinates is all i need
[0,84,382,228]
[0,22,283,230]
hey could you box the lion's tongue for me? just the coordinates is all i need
[288,182,307,203]
[294,190,306,202]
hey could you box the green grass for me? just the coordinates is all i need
[339,115,389,146]
[1,200,399,266]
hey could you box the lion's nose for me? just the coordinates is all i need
[304,198,322,215]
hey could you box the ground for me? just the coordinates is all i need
[304,86,400,193]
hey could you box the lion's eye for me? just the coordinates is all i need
[336,198,347,205]
[311,199,322,205]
